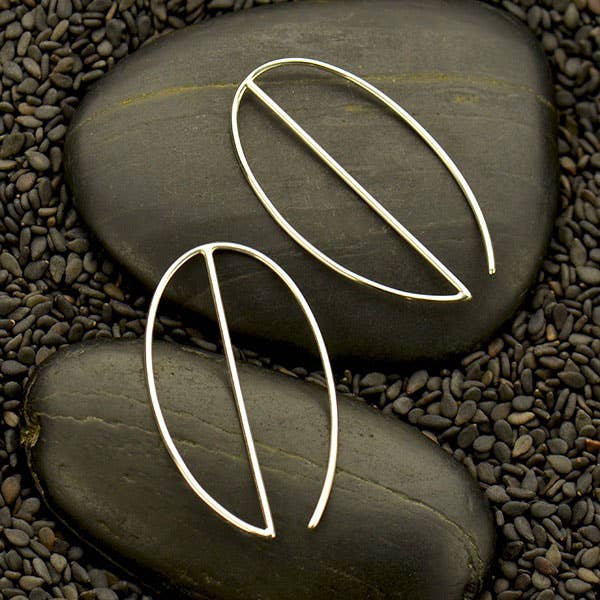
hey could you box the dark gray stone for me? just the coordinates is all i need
[64,0,557,365]
[24,340,494,600]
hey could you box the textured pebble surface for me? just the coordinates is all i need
[0,0,599,600]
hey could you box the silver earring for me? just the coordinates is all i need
[231,57,496,301]
[144,242,338,538]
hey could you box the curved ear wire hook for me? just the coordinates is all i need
[144,241,338,538]
[231,57,496,302]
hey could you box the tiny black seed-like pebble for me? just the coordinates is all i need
[547,454,573,475]
[417,414,452,430]
[406,369,428,394]
[1,360,29,377]
[502,501,530,517]
[512,434,532,457]
[4,528,29,547]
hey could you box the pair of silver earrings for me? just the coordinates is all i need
[144,57,496,539]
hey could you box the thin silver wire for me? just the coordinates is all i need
[231,57,496,302]
[144,241,338,538]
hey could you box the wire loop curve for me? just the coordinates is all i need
[144,241,338,538]
[231,57,496,302]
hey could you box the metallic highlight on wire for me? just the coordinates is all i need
[231,57,496,302]
[144,241,338,538]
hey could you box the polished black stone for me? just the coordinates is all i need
[65,0,557,365]
[24,340,494,599]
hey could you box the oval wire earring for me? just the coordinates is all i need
[144,242,338,539]
[231,57,496,302]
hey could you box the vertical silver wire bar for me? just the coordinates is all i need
[203,247,275,538]
[205,243,338,529]
[145,242,338,536]
[245,79,471,300]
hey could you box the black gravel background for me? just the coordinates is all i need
[1,0,600,599]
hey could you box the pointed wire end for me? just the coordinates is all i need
[487,251,496,276]
[307,515,321,530]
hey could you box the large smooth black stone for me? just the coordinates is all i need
[65,0,557,365]
[24,340,494,599]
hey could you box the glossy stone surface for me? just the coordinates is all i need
[24,340,494,599]
[65,0,557,364]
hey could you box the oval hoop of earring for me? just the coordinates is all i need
[144,241,338,539]
[231,57,496,303]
